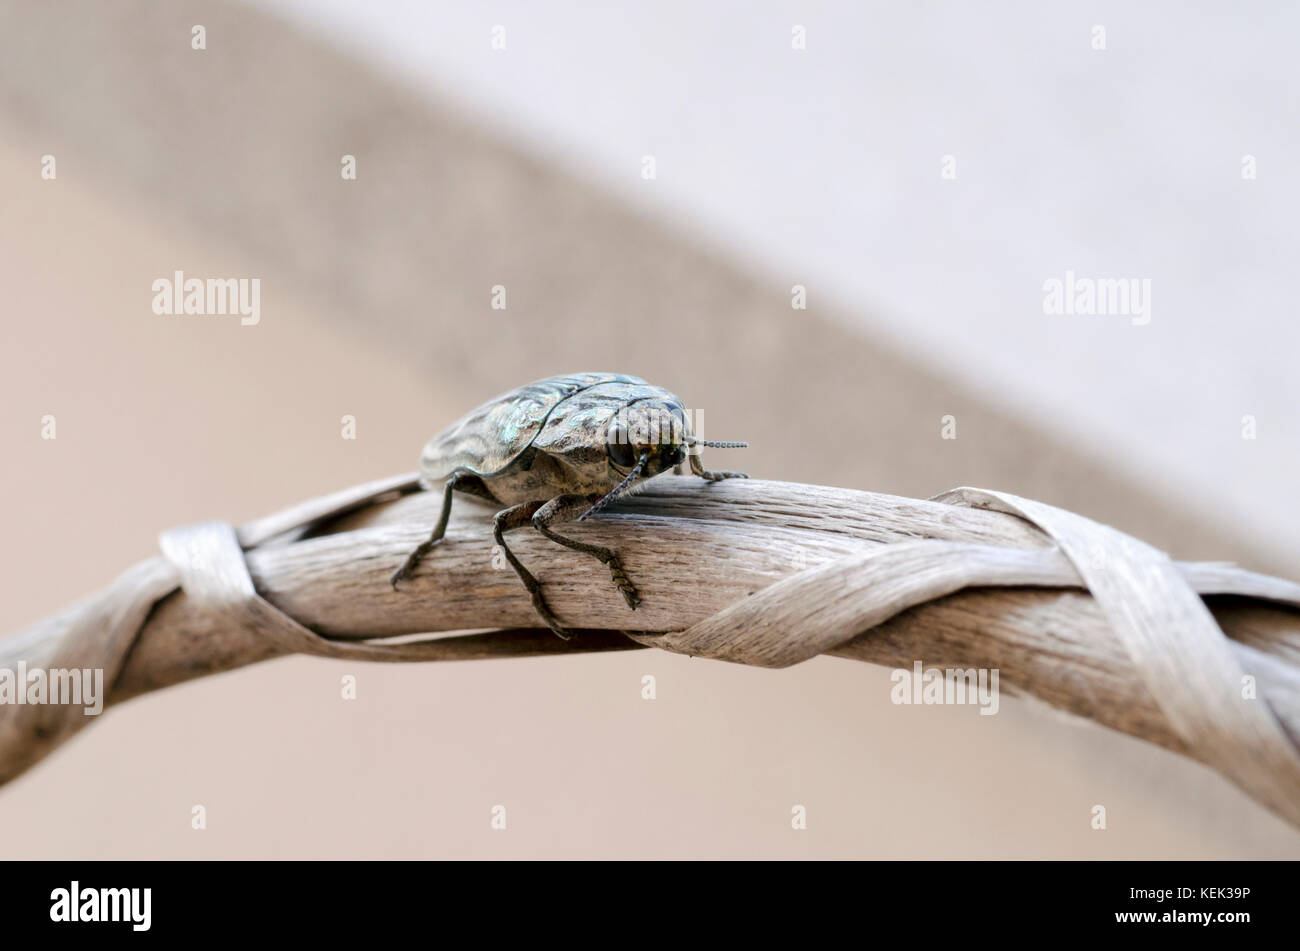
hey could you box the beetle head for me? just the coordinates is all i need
[604,400,687,477]
[581,398,748,522]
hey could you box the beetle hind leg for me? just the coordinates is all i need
[390,473,495,588]
[534,493,641,610]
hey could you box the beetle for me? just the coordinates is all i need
[391,372,748,638]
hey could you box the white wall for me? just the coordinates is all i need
[257,0,1300,563]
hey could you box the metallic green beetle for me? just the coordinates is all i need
[391,372,748,638]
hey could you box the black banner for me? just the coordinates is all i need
[3,860,1286,938]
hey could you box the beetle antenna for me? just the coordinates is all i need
[685,438,748,449]
[579,453,648,521]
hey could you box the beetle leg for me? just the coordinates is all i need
[390,473,495,587]
[492,500,574,639]
[689,452,748,482]
[534,494,640,611]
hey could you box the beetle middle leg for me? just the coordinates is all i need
[534,493,640,610]
[391,472,496,588]
[491,499,575,639]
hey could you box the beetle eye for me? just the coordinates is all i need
[606,424,637,469]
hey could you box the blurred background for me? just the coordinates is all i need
[1,0,1296,857]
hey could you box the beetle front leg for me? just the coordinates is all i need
[493,500,575,639]
[689,452,748,482]
[534,494,640,610]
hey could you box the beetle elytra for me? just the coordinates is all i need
[391,372,748,638]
